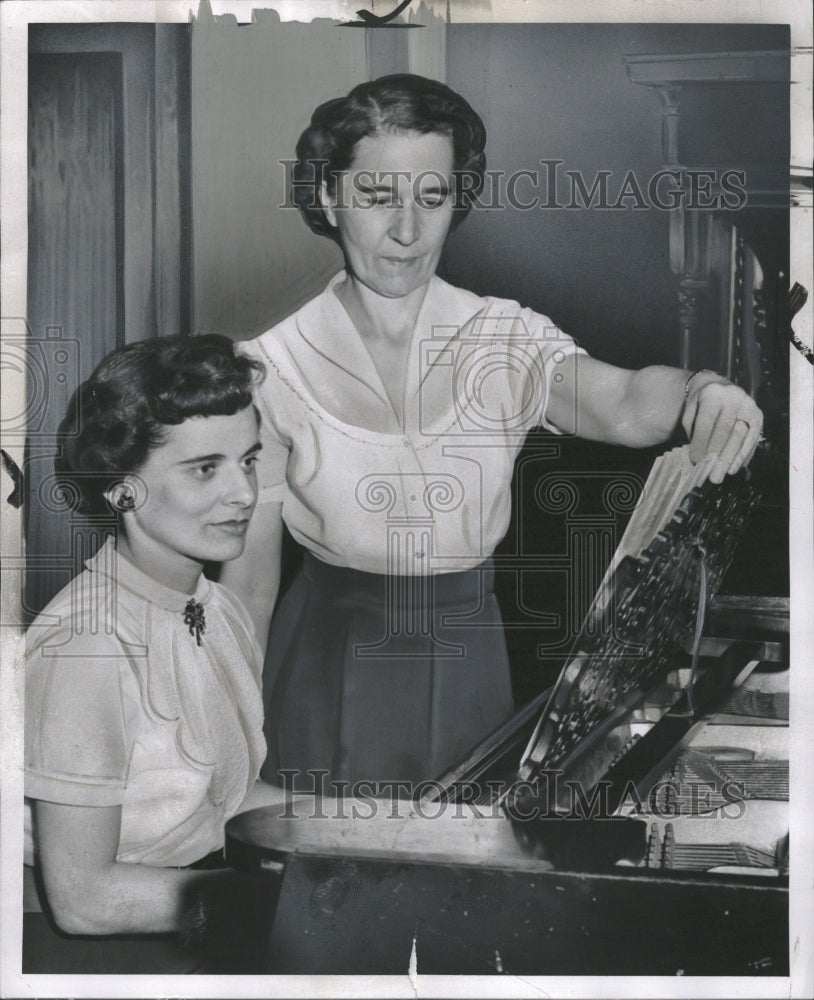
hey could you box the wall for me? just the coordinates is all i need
[25,23,190,616]
[190,4,367,338]
[189,2,448,339]
[441,22,789,369]
[439,23,790,692]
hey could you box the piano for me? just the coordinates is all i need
[226,447,789,976]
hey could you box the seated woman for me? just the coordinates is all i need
[223,74,763,799]
[24,335,282,973]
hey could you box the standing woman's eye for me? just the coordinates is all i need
[417,187,449,209]
[374,190,400,208]
[351,177,399,209]
[242,455,259,472]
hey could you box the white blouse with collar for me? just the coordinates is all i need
[25,539,266,867]
[242,272,584,576]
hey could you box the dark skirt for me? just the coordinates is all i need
[260,553,514,796]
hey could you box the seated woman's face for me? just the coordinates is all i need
[125,405,261,569]
[323,130,455,298]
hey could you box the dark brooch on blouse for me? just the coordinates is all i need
[183,599,206,646]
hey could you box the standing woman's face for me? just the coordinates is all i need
[322,130,455,299]
[116,406,261,578]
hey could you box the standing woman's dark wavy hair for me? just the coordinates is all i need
[55,335,265,517]
[292,74,487,240]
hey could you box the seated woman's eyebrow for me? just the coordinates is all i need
[177,442,262,466]
[177,453,226,465]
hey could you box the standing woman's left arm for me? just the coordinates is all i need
[546,355,763,483]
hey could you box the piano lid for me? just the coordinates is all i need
[505,444,759,814]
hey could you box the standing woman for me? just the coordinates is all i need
[224,74,762,798]
[24,336,281,973]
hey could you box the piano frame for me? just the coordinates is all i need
[226,599,789,976]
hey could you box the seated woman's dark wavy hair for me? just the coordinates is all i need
[292,74,486,240]
[55,335,265,517]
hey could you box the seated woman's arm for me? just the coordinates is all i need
[34,801,214,936]
[547,355,762,483]
[236,778,290,813]
[219,500,284,655]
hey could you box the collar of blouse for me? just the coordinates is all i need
[86,537,212,613]
[274,270,491,435]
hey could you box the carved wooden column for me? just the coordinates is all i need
[624,50,788,374]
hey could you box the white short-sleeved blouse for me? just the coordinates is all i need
[25,540,266,868]
[241,272,584,576]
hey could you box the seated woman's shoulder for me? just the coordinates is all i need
[208,579,256,630]
[25,568,145,660]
